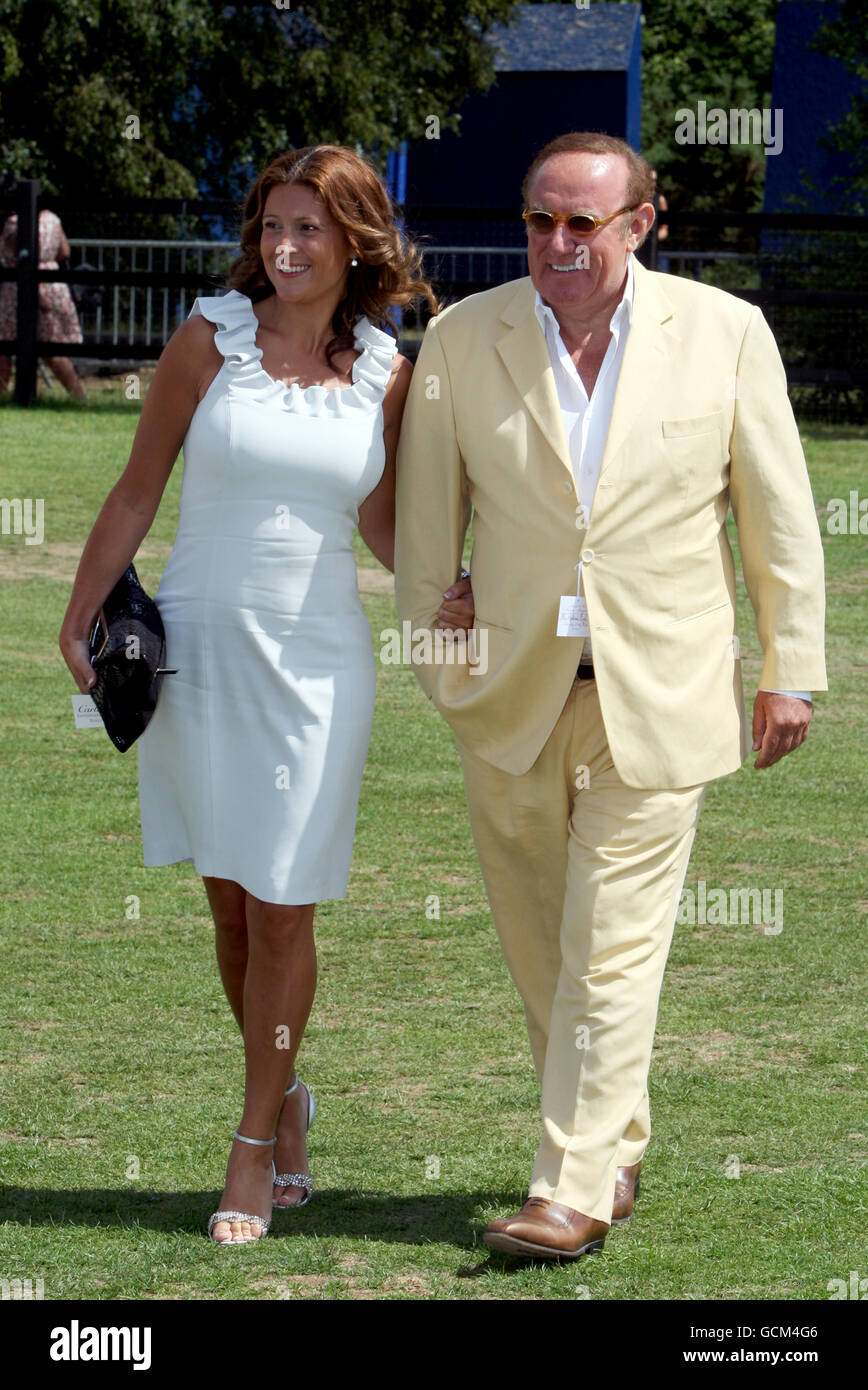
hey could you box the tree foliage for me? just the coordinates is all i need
[811,0,868,209]
[2,0,862,222]
[0,0,518,207]
[633,0,779,211]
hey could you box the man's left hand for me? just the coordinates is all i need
[752,691,813,769]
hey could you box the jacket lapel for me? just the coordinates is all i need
[495,279,573,479]
[598,258,679,481]
[492,263,679,486]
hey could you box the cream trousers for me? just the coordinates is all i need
[457,677,706,1224]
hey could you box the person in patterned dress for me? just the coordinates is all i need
[0,207,86,401]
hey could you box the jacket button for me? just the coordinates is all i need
[562,479,572,494]
[581,548,594,563]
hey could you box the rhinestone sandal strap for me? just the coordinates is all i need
[273,1172,313,1192]
[208,1209,271,1234]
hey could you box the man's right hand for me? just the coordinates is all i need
[751,690,813,769]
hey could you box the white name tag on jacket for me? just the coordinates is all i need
[557,595,590,638]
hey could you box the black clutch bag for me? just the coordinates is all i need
[88,564,176,752]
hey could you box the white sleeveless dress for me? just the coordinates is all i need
[136,289,397,903]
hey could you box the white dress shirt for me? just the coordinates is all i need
[532,254,811,701]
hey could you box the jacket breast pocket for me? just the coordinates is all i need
[661,411,725,439]
[639,412,726,515]
[657,411,728,513]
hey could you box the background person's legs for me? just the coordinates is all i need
[45,354,86,401]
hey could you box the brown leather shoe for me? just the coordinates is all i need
[611,1162,642,1223]
[483,1197,608,1259]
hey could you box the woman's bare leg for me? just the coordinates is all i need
[45,355,86,401]
[204,876,248,1031]
[0,355,11,391]
[204,886,317,1241]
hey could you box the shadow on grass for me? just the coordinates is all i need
[0,1186,619,1277]
[0,1185,529,1252]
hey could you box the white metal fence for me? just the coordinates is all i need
[68,239,238,349]
[67,238,751,356]
[66,239,536,352]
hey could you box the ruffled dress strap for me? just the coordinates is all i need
[188,290,263,389]
[343,317,399,415]
[187,290,398,418]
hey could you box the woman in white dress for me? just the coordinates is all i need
[59,147,474,1244]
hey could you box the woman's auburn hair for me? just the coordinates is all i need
[228,145,439,368]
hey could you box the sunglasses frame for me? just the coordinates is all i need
[522,205,637,237]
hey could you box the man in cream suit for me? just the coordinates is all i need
[394,133,826,1259]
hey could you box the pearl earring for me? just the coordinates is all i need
[350,258,359,267]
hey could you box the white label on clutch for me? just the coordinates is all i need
[557,595,590,638]
[71,693,104,728]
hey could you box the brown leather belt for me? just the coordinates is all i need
[576,663,595,680]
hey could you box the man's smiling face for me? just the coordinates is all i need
[525,152,640,321]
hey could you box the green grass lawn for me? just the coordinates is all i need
[0,389,865,1301]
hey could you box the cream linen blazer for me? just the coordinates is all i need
[394,257,827,789]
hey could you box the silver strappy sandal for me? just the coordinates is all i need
[208,1131,277,1244]
[273,1077,316,1208]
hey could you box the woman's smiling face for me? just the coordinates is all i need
[260,182,353,306]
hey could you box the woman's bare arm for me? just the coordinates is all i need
[358,350,475,630]
[357,351,412,572]
[59,315,222,691]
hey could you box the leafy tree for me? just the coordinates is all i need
[0,0,206,202]
[630,0,779,212]
[0,0,519,220]
[811,0,868,210]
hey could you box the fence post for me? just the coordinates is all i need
[13,178,39,407]
[648,189,660,272]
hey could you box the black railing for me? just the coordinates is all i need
[0,183,238,404]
